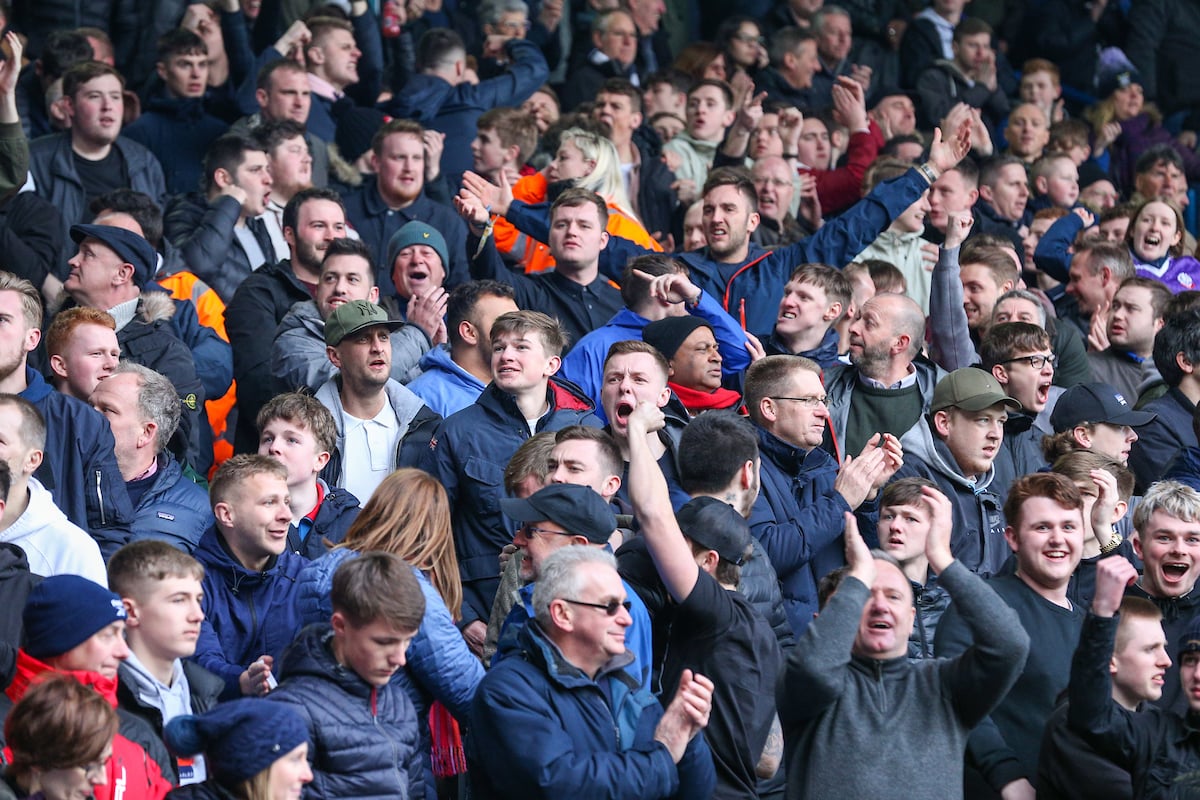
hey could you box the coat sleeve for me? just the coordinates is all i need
[405,573,485,721]
[777,576,868,729]
[172,297,234,400]
[272,323,336,393]
[467,232,549,311]
[168,196,244,300]
[927,244,979,371]
[748,477,850,582]
[464,38,549,110]
[811,122,882,216]
[1033,213,1083,284]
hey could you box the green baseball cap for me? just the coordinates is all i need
[930,367,1022,413]
[323,300,403,346]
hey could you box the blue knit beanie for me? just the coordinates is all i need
[165,699,310,785]
[385,220,449,272]
[22,575,127,660]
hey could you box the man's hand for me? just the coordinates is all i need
[499,543,519,569]
[1087,300,1111,353]
[423,130,445,182]
[921,485,955,573]
[631,268,701,306]
[778,107,803,153]
[844,511,876,587]
[453,190,491,227]
[221,183,248,207]
[662,150,683,173]
[798,173,822,229]
[943,210,975,250]
[921,241,939,273]
[654,669,713,762]
[274,20,312,63]
[0,33,23,99]
[835,440,887,510]
[848,63,872,91]
[831,76,868,132]
[1072,206,1096,228]
[461,170,513,216]
[626,400,666,439]
[744,331,767,362]
[927,114,972,173]
[239,655,275,696]
[462,620,487,656]
[1089,468,1119,549]
[407,286,449,342]
[732,90,766,136]
[872,433,904,488]
[1093,556,1137,617]
[670,178,698,206]
[999,779,1036,800]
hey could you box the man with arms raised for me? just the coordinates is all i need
[780,489,1029,798]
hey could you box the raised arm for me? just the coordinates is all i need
[927,211,980,371]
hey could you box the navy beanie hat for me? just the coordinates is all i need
[641,316,713,361]
[386,220,449,272]
[165,699,310,785]
[22,575,127,660]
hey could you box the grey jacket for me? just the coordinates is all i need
[272,299,430,393]
[779,560,1030,799]
[823,357,945,450]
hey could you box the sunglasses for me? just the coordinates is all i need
[561,598,632,616]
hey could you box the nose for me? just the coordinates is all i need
[114,636,131,661]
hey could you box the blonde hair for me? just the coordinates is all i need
[338,468,462,618]
[557,127,640,224]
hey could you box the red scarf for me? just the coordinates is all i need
[669,381,745,416]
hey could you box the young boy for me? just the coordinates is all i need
[663,79,736,192]
[270,552,425,798]
[257,392,360,560]
[761,263,852,367]
[109,540,224,785]
[878,477,953,658]
[1030,152,1080,213]
[1018,59,1064,126]
[471,107,537,186]
[425,310,598,650]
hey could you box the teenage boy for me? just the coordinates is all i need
[109,540,223,785]
[192,455,305,699]
[44,307,120,401]
[425,310,599,653]
[936,472,1087,800]
[760,263,851,367]
[6,575,174,798]
[979,322,1060,476]
[257,392,361,561]
[878,477,953,658]
[471,107,537,186]
[270,552,424,798]
[663,79,736,192]
[123,29,229,196]
[1029,152,1079,213]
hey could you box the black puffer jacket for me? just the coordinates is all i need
[269,624,425,800]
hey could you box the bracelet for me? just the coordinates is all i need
[916,161,940,185]
[781,152,797,159]
[1100,528,1123,555]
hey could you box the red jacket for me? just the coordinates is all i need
[6,650,173,800]
[800,120,885,216]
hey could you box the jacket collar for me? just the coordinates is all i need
[515,620,636,690]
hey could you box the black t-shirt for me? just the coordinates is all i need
[662,569,781,800]
[74,148,128,220]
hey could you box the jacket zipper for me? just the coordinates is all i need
[95,469,106,526]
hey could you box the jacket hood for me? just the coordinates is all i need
[513,618,635,691]
[900,416,996,492]
[4,477,76,540]
[278,299,324,339]
[138,291,177,323]
[417,342,460,373]
[8,648,119,706]
[315,376,431,439]
[278,623,376,698]
[194,527,283,587]
[1165,446,1200,491]
[0,541,31,577]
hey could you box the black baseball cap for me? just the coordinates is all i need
[1050,382,1157,431]
[676,496,751,565]
[501,483,616,544]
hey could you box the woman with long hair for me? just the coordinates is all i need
[164,699,311,800]
[294,468,483,788]
[1,675,119,800]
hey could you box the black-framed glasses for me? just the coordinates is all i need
[770,395,827,408]
[1000,354,1056,370]
[561,598,632,616]
[518,524,575,539]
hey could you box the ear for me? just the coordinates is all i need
[458,319,479,346]
[631,110,644,130]
[155,62,168,83]
[23,449,41,476]
[823,301,843,322]
[721,108,737,129]
[122,597,139,625]
[602,473,622,498]
[1004,524,1019,554]
[891,332,911,357]
[116,262,136,287]
[1131,532,1144,560]
[991,363,1009,386]
[1034,175,1049,195]
[504,143,521,166]
[549,597,573,631]
[1177,351,1195,376]
[655,384,671,408]
[367,286,379,304]
[307,42,325,65]
[978,184,995,204]
[740,459,756,490]
[283,226,296,250]
[933,409,952,438]
[369,151,380,174]
[599,230,610,248]
[1110,653,1121,677]
[760,395,780,424]
[24,326,40,354]
[592,28,604,49]
[313,450,332,473]
[214,500,234,528]
[746,211,761,234]
[327,345,343,369]
[331,610,347,635]
[255,87,268,109]
[1111,498,1129,524]
[213,167,233,190]
[1001,278,1015,293]
[546,354,562,376]
[966,188,980,206]
[136,420,158,451]
[48,353,69,380]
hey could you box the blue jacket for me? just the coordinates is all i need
[129,454,213,553]
[381,39,548,184]
[467,620,716,800]
[295,549,484,723]
[1129,387,1195,494]
[287,483,360,562]
[270,624,424,799]
[505,167,935,335]
[560,294,751,421]
[122,94,229,196]
[20,367,133,558]
[749,427,878,635]
[405,345,487,418]
[304,10,385,143]
[191,526,306,699]
[494,579,654,689]
[761,328,841,369]
[342,184,469,296]
[424,379,601,625]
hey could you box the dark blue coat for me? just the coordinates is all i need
[191,526,306,699]
[122,94,229,195]
[270,624,424,799]
[304,10,385,143]
[1129,387,1196,494]
[20,367,133,558]
[129,454,213,553]
[381,39,548,185]
[749,427,878,635]
[286,484,360,562]
[467,621,715,800]
[505,167,936,335]
[423,379,600,625]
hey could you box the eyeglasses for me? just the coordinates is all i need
[770,395,827,408]
[561,598,633,616]
[1001,354,1056,369]
[517,524,575,540]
